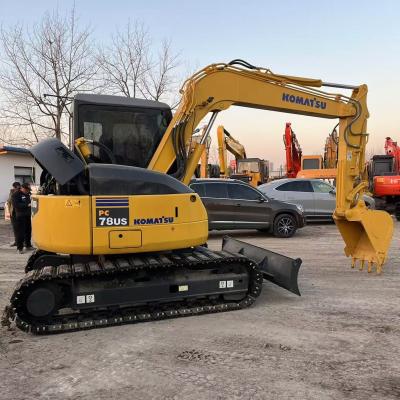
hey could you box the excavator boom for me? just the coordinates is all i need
[216,125,267,186]
[217,125,246,177]
[148,60,393,271]
[324,128,339,169]
[284,122,302,178]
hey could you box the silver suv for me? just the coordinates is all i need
[258,178,375,222]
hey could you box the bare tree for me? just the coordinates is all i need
[98,21,180,103]
[0,7,97,145]
[97,21,151,98]
[141,39,180,101]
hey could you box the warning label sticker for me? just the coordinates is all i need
[65,199,81,208]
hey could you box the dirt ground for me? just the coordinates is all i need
[0,218,399,400]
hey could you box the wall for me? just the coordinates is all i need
[0,153,42,208]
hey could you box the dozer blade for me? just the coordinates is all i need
[334,205,394,274]
[222,236,302,296]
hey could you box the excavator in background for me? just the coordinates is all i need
[368,136,400,220]
[217,125,269,187]
[190,128,220,178]
[285,123,338,180]
[296,128,338,179]
[283,122,302,178]
[3,60,393,334]
[324,128,339,169]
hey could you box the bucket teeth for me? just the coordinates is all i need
[367,261,373,274]
[376,263,383,275]
[351,257,383,274]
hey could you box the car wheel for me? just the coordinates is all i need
[273,214,297,238]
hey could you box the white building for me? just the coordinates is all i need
[0,146,42,208]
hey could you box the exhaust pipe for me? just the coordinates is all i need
[222,236,302,296]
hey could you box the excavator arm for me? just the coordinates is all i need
[324,128,339,169]
[283,122,302,178]
[148,60,393,271]
[217,125,247,176]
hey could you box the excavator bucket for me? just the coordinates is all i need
[222,236,302,296]
[334,205,394,273]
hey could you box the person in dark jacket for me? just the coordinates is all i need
[6,182,21,246]
[11,182,33,254]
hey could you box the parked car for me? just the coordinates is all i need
[189,178,306,237]
[258,178,375,222]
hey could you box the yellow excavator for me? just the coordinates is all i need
[3,60,393,334]
[190,128,220,178]
[217,125,269,187]
[190,128,210,178]
[324,128,339,169]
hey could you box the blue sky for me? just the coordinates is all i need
[2,0,400,166]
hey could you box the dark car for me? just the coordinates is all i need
[189,179,306,238]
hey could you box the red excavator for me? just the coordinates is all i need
[385,136,400,172]
[368,136,400,220]
[283,122,302,178]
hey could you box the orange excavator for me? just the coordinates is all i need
[368,136,400,220]
[284,123,338,179]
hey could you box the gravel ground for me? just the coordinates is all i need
[0,218,399,400]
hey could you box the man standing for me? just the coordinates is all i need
[6,182,21,247]
[11,182,33,254]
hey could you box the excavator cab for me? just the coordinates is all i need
[232,158,269,186]
[71,94,172,168]
[301,155,323,170]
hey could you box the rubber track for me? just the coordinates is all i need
[6,248,263,334]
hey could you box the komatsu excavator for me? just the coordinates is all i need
[3,60,393,334]
[217,125,268,186]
